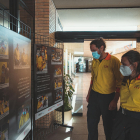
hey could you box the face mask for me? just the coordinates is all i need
[120,65,133,76]
[92,51,100,59]
[23,111,26,115]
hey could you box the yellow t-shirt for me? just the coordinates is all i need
[55,82,57,88]
[1,132,6,140]
[25,112,29,122]
[45,50,47,61]
[4,107,9,113]
[19,114,25,128]
[21,53,26,63]
[37,101,42,109]
[0,104,4,114]
[58,82,61,87]
[91,53,123,94]
[14,48,20,60]
[42,59,46,69]
[120,75,140,112]
[37,56,43,70]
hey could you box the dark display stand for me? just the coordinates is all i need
[0,25,31,140]
[0,8,73,139]
[0,7,74,140]
[33,36,74,139]
[34,45,64,120]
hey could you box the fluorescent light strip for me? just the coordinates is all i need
[74,52,84,54]
[64,26,137,31]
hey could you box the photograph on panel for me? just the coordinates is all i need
[0,62,9,89]
[0,122,9,140]
[54,77,62,90]
[37,93,52,112]
[36,46,48,74]
[54,89,63,103]
[18,103,30,132]
[54,66,62,77]
[0,35,9,59]
[0,89,9,120]
[51,48,62,65]
[13,37,30,69]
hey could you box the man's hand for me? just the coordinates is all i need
[108,99,117,110]
[86,94,90,102]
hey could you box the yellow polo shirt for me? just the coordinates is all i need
[91,53,122,94]
[14,48,20,60]
[120,75,140,112]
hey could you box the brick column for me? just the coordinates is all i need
[35,0,49,36]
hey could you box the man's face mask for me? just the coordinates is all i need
[92,51,101,59]
[119,65,133,76]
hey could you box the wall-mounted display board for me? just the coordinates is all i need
[0,25,31,140]
[34,45,63,120]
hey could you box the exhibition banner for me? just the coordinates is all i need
[0,25,31,140]
[35,45,63,120]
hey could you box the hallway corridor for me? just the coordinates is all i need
[46,73,105,140]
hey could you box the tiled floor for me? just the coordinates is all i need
[47,73,106,140]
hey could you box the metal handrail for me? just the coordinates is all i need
[0,7,31,39]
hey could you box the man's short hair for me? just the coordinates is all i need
[90,38,106,51]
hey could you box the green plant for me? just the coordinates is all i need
[57,74,75,112]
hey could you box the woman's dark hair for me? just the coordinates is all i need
[90,37,106,51]
[122,50,140,75]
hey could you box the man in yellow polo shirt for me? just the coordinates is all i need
[86,38,123,140]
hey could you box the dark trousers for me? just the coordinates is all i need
[87,90,116,140]
[111,108,140,140]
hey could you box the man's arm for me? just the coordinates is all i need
[86,80,93,102]
[109,57,123,110]
[108,88,120,110]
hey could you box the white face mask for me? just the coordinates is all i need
[120,65,133,76]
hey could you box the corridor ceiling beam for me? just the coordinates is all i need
[55,31,140,42]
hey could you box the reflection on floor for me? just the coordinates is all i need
[46,73,105,140]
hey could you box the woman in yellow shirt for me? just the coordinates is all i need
[112,50,140,140]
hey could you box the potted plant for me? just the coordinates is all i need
[55,74,75,124]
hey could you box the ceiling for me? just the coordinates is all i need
[52,0,140,31]
[84,40,136,57]
[64,39,136,57]
[57,8,140,31]
[53,0,140,9]
[54,0,140,57]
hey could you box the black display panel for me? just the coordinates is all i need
[0,25,31,140]
[34,45,64,120]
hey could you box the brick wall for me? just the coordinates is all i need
[35,0,63,43]
[21,0,35,15]
[35,0,49,36]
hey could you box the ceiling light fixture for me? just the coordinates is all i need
[74,52,84,54]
